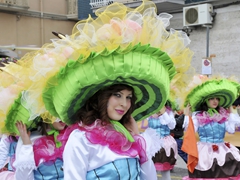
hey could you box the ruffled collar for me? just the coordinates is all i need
[33,125,77,166]
[78,120,147,164]
[195,107,229,126]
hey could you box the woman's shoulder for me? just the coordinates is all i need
[68,127,87,141]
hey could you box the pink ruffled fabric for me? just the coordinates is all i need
[182,175,240,180]
[78,120,147,164]
[196,107,229,126]
[33,124,77,166]
[154,162,174,171]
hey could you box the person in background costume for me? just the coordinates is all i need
[147,102,178,180]
[13,117,73,180]
[0,59,23,180]
[170,110,188,164]
[182,76,240,180]
[0,48,73,180]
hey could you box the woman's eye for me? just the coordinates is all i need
[113,93,121,97]
[127,96,132,100]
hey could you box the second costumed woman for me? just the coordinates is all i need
[182,75,240,180]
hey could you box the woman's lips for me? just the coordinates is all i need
[116,110,125,115]
[59,121,66,126]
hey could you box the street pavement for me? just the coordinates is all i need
[157,155,188,180]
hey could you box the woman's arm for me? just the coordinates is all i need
[225,106,240,133]
[63,129,89,180]
[139,128,160,180]
[158,110,176,130]
[14,122,36,180]
[140,159,157,180]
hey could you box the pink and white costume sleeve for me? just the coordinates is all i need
[0,134,10,169]
[13,133,41,180]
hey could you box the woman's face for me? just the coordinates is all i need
[52,120,66,131]
[107,89,132,121]
[208,97,220,109]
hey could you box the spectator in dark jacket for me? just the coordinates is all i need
[170,112,188,163]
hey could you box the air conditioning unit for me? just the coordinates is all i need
[183,3,213,27]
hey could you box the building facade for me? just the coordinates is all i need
[0,0,78,57]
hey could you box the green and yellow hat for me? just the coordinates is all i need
[0,63,53,135]
[0,74,33,134]
[184,76,240,112]
[16,1,194,124]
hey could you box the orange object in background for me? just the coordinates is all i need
[181,116,198,173]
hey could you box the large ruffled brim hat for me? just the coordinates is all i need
[0,92,54,135]
[15,1,194,124]
[184,78,240,111]
[2,94,30,134]
[0,62,30,134]
[0,63,53,135]
[43,44,175,124]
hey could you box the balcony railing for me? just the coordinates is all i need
[0,0,28,7]
[89,0,141,9]
[89,0,112,8]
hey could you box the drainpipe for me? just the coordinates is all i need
[40,0,44,45]
[206,26,209,58]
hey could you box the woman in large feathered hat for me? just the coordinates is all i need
[182,75,240,180]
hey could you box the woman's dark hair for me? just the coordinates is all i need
[75,84,137,126]
[34,119,49,136]
[233,96,240,106]
[8,135,18,142]
[165,100,172,109]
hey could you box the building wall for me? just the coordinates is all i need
[169,4,240,77]
[28,0,68,14]
[0,0,76,57]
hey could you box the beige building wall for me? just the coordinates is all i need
[28,0,68,14]
[0,0,77,57]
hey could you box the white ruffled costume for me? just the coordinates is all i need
[147,107,178,171]
[183,108,240,179]
[63,120,161,180]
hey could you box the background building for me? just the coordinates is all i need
[0,0,78,57]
